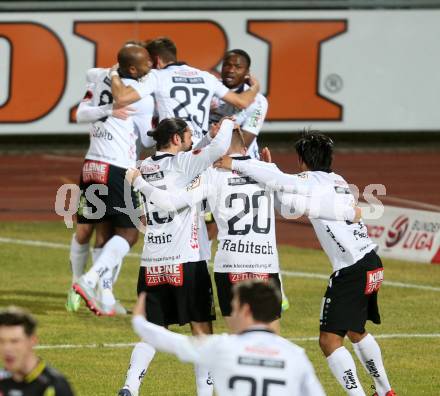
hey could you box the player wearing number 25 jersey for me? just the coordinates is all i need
[132,280,325,396]
[110,37,260,146]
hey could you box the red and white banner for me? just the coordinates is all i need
[1,10,440,134]
[364,205,440,264]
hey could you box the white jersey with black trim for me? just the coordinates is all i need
[210,84,268,159]
[83,68,155,169]
[133,63,229,145]
[231,159,377,272]
[194,156,278,273]
[133,316,326,396]
[138,119,234,266]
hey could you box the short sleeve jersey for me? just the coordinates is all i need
[133,64,229,145]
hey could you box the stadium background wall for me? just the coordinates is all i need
[1,8,440,134]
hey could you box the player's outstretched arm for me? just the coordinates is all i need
[278,191,360,222]
[132,293,212,364]
[214,156,311,194]
[177,118,234,180]
[126,169,210,212]
[77,101,135,123]
[222,75,260,109]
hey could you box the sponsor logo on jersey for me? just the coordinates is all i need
[172,76,204,84]
[244,346,280,357]
[145,264,183,286]
[143,171,164,182]
[364,267,384,295]
[91,125,113,140]
[140,163,160,173]
[82,160,109,183]
[186,175,201,190]
[173,70,198,77]
[228,272,269,284]
[227,176,258,186]
[238,356,285,369]
[325,225,346,252]
[222,239,275,255]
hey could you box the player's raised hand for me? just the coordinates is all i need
[353,206,362,223]
[133,292,147,317]
[213,155,233,170]
[112,106,135,120]
[247,74,260,92]
[260,146,272,163]
[209,116,235,138]
[125,168,141,185]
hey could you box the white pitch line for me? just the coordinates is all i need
[34,333,440,350]
[1,237,440,292]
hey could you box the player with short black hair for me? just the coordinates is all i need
[131,279,325,396]
[0,307,75,395]
[215,131,396,396]
[71,44,155,316]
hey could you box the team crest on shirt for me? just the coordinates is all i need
[186,175,201,191]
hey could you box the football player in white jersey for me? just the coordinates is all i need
[72,45,155,317]
[117,117,234,396]
[131,279,326,396]
[210,49,268,160]
[215,132,396,396]
[109,37,260,146]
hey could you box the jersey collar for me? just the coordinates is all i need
[230,155,251,161]
[239,327,275,335]
[151,151,175,161]
[24,359,46,383]
[163,61,187,69]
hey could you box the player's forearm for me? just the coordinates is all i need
[278,192,356,221]
[133,177,208,211]
[132,315,199,362]
[235,86,258,109]
[110,75,134,106]
[76,102,112,123]
[232,159,307,193]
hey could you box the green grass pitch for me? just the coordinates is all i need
[1,221,439,395]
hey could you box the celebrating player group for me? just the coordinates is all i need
[66,37,396,396]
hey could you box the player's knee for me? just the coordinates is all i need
[75,225,94,244]
[319,332,342,356]
[115,228,138,247]
[347,330,367,343]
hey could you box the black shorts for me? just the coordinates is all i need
[76,160,142,228]
[214,272,282,317]
[137,261,216,327]
[320,249,383,337]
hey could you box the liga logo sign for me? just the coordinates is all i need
[365,205,440,263]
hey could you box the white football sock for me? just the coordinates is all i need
[327,346,366,395]
[123,342,156,395]
[83,235,129,288]
[352,334,392,395]
[69,233,89,284]
[194,365,214,396]
[92,247,103,263]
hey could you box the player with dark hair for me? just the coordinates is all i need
[117,117,234,396]
[210,49,266,159]
[71,44,155,316]
[109,36,260,146]
[130,279,325,396]
[215,131,396,396]
[0,307,75,395]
